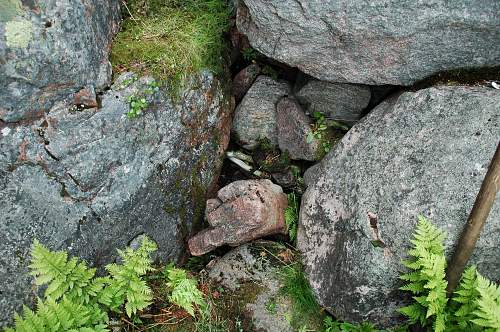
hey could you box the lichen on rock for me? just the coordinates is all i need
[5,19,33,48]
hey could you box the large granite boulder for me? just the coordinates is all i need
[237,0,500,86]
[0,0,121,122]
[297,86,500,327]
[0,71,232,325]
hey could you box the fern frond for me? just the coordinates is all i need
[471,272,500,330]
[29,240,96,302]
[165,264,206,317]
[399,217,448,330]
[449,265,479,329]
[6,297,104,332]
[398,303,426,325]
[103,237,156,317]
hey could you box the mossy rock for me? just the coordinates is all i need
[206,241,325,332]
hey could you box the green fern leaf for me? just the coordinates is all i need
[471,272,500,330]
[165,264,206,317]
[29,240,96,302]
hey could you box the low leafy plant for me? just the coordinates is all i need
[284,192,299,242]
[307,111,350,154]
[262,65,279,80]
[399,216,500,332]
[164,263,206,317]
[127,95,149,118]
[242,47,259,62]
[5,237,157,331]
[307,112,332,154]
[322,316,379,332]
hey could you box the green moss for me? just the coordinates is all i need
[253,138,292,173]
[111,0,230,91]
[412,66,500,90]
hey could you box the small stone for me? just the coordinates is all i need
[188,179,288,256]
[296,80,371,126]
[276,97,320,161]
[233,64,261,102]
[232,76,291,150]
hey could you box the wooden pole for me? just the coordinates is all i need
[445,142,500,295]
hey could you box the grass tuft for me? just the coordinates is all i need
[111,0,230,89]
[278,263,322,329]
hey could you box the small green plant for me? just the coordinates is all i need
[399,216,500,332]
[262,65,279,80]
[164,264,206,317]
[284,192,299,242]
[278,263,320,328]
[307,112,332,154]
[127,95,149,118]
[5,237,157,331]
[322,316,379,332]
[307,111,350,154]
[265,297,278,314]
[398,216,448,331]
[118,75,139,90]
[242,47,259,62]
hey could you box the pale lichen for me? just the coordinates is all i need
[5,19,33,49]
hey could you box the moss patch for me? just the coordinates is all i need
[412,66,500,90]
[111,0,230,90]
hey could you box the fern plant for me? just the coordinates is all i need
[400,216,500,332]
[471,273,500,331]
[164,264,206,317]
[5,237,157,331]
[398,216,448,331]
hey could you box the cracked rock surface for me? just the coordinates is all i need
[188,179,288,256]
[237,0,500,85]
[297,86,500,327]
[0,71,232,325]
[0,0,121,122]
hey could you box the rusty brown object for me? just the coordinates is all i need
[446,142,500,294]
[74,87,98,108]
[188,179,288,256]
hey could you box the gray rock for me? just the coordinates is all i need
[0,71,232,326]
[276,97,320,161]
[297,86,500,327]
[237,0,500,86]
[208,241,322,332]
[0,0,121,122]
[296,80,371,126]
[232,75,291,149]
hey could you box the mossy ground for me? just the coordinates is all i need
[111,0,230,90]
